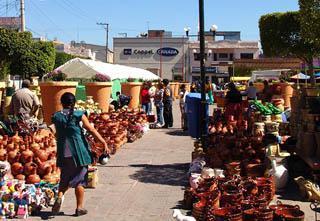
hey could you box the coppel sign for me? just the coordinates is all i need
[157,47,179,56]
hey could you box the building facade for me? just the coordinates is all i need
[113,30,188,80]
[114,30,260,82]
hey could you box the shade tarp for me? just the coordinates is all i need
[290,73,310,80]
[53,58,159,81]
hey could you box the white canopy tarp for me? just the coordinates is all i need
[290,73,310,80]
[249,69,290,82]
[53,58,159,81]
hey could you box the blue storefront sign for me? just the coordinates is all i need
[192,67,218,73]
[157,47,179,56]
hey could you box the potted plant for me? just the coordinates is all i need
[39,70,78,124]
[85,73,113,113]
[121,78,143,110]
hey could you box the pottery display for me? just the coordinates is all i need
[85,82,113,112]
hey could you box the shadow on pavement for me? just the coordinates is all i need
[165,129,189,136]
[129,163,189,186]
[31,211,74,220]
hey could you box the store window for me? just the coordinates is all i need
[240,53,254,59]
[218,53,228,59]
[194,53,207,61]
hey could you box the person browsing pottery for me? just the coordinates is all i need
[162,79,173,128]
[179,84,188,130]
[141,82,151,114]
[225,82,242,121]
[51,92,110,216]
[246,82,257,100]
[154,82,164,128]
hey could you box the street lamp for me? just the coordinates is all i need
[184,27,191,37]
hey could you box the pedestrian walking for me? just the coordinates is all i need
[141,82,151,114]
[162,79,173,128]
[179,84,188,130]
[154,82,164,128]
[51,92,110,216]
[246,82,257,100]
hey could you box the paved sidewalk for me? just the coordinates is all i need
[33,101,194,221]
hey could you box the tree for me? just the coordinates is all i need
[259,12,319,83]
[0,28,56,79]
[54,52,76,69]
[299,0,320,48]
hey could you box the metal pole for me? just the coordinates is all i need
[97,22,109,63]
[160,34,163,78]
[20,0,25,32]
[182,36,185,82]
[106,23,109,63]
[199,0,207,150]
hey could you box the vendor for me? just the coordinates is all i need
[246,82,257,100]
[9,79,40,120]
[225,82,242,121]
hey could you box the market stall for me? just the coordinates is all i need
[182,89,308,220]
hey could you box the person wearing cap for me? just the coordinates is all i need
[9,79,40,119]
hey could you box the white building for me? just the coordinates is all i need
[113,30,260,82]
[113,30,188,80]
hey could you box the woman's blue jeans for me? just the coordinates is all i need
[142,103,150,114]
[156,103,164,125]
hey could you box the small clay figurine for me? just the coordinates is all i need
[7,202,15,218]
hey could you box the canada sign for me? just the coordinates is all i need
[157,47,179,56]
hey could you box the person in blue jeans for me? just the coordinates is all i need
[154,82,164,127]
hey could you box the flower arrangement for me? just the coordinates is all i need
[92,73,110,82]
[46,70,67,81]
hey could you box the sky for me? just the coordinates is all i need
[1,0,299,47]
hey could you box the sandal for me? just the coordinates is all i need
[75,208,88,216]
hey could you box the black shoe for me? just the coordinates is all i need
[168,124,173,127]
[162,125,169,128]
[75,208,88,217]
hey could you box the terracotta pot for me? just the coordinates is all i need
[21,146,34,164]
[213,207,242,221]
[280,83,294,108]
[174,82,180,99]
[40,81,78,124]
[269,201,296,212]
[121,82,143,109]
[85,82,113,112]
[15,174,25,181]
[274,206,304,221]
[0,146,7,161]
[11,162,23,176]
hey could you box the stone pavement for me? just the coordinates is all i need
[30,100,315,221]
[32,100,194,221]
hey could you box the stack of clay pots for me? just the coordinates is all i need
[88,109,147,162]
[0,130,59,184]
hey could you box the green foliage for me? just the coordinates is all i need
[54,52,76,69]
[233,65,254,77]
[0,28,56,78]
[259,11,318,64]
[299,0,320,48]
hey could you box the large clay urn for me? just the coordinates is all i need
[85,82,113,112]
[40,81,78,124]
[121,82,143,110]
[174,82,180,99]
[280,83,294,108]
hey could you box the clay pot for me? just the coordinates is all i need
[15,174,25,181]
[121,82,143,109]
[0,145,7,161]
[24,162,37,176]
[11,162,23,176]
[35,149,49,162]
[21,146,34,164]
[213,207,242,221]
[40,81,78,124]
[26,165,40,184]
[7,149,20,164]
[274,206,304,221]
[85,82,113,112]
[269,201,296,212]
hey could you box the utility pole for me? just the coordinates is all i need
[97,22,109,63]
[20,0,25,32]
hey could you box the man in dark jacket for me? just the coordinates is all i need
[162,79,173,128]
